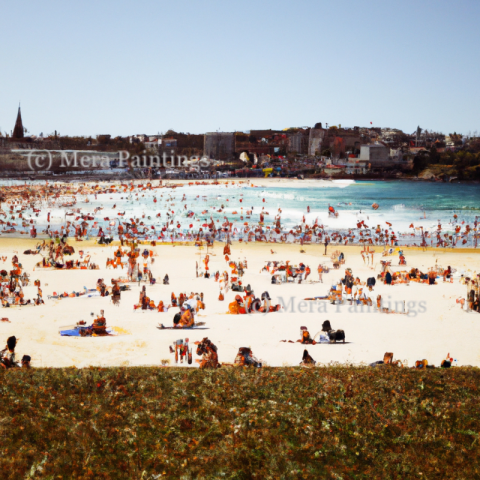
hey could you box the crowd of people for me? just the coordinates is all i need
[0,180,478,249]
[0,180,477,369]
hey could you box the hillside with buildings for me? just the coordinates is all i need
[1,107,479,181]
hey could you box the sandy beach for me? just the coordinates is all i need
[2,238,479,369]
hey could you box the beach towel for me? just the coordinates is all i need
[60,326,128,336]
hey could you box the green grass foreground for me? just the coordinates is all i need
[1,367,479,479]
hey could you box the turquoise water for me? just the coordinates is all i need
[244,181,480,232]
[1,180,479,243]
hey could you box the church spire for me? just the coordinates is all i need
[12,104,24,139]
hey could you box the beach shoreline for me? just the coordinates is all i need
[5,237,479,253]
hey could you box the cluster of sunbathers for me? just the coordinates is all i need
[0,336,31,369]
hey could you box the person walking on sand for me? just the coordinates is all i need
[324,237,329,255]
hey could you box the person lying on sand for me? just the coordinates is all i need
[159,308,195,329]
[370,352,403,367]
[412,356,454,369]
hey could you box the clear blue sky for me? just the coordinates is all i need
[1,0,479,137]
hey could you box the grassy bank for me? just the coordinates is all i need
[1,367,479,479]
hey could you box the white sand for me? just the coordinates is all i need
[3,239,480,368]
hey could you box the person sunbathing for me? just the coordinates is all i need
[360,286,374,306]
[260,291,272,312]
[141,293,150,310]
[443,266,452,282]
[112,281,121,300]
[300,349,316,367]
[0,336,17,368]
[157,300,168,312]
[304,265,311,281]
[171,293,177,307]
[328,284,343,304]
[413,359,434,369]
[178,293,186,307]
[234,347,261,367]
[228,295,246,314]
[195,337,220,369]
[369,352,403,367]
[92,310,107,335]
[21,355,31,368]
[298,329,316,345]
[243,286,255,312]
[177,308,194,328]
[145,298,155,310]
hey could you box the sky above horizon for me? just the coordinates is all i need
[1,0,479,138]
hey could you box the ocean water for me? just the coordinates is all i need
[241,180,480,232]
[1,180,479,243]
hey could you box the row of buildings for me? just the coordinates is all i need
[201,125,412,170]
[0,106,470,175]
